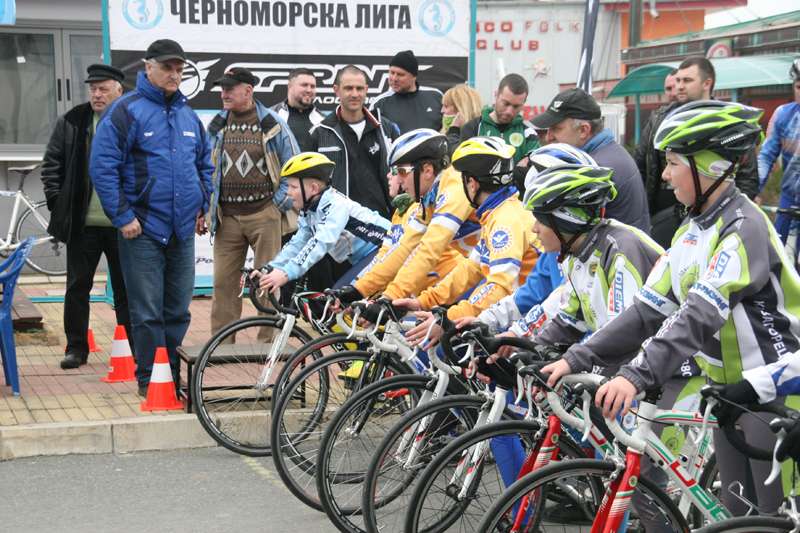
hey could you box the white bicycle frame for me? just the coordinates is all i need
[0,186,52,252]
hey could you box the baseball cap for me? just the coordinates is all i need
[85,64,125,83]
[213,67,259,87]
[144,39,186,62]
[530,88,601,129]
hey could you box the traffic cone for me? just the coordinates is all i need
[87,320,101,352]
[141,347,184,411]
[100,326,136,383]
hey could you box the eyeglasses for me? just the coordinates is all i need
[391,165,415,177]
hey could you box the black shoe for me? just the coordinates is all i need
[542,499,594,524]
[137,385,149,398]
[61,353,88,369]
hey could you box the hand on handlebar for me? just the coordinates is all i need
[494,331,520,358]
[259,268,289,294]
[537,359,573,393]
[392,297,422,312]
[596,376,638,420]
[405,311,441,348]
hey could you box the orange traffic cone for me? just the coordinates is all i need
[101,326,136,383]
[141,347,184,411]
[87,320,101,352]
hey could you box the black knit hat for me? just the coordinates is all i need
[390,50,418,76]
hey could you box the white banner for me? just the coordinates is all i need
[110,0,469,57]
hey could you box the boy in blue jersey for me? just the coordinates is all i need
[255,153,390,293]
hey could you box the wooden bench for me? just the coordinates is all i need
[0,289,43,332]
[176,343,299,413]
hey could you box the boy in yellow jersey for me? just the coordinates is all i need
[395,137,541,340]
[335,129,481,315]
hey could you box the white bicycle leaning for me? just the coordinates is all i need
[0,164,66,276]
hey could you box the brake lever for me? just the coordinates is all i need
[347,307,362,340]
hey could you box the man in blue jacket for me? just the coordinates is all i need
[90,39,215,397]
[197,67,298,337]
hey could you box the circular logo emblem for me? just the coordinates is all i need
[680,264,699,300]
[435,189,450,211]
[179,59,205,100]
[419,0,456,37]
[629,475,638,487]
[122,0,163,30]
[489,226,514,254]
[508,132,524,147]
[551,434,559,443]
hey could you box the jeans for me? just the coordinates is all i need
[65,226,133,359]
[117,231,195,386]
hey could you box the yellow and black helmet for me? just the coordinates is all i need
[451,137,516,185]
[281,152,335,184]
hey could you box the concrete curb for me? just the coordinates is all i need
[0,414,218,460]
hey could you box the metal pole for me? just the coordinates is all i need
[635,93,641,143]
[101,0,111,65]
[470,0,477,87]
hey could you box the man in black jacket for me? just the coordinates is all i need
[42,64,133,369]
[633,56,758,247]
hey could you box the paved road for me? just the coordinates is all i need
[0,447,338,532]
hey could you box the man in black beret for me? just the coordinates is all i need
[369,50,443,133]
[42,63,135,369]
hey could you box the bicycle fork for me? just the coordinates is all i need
[591,449,642,533]
[254,314,296,392]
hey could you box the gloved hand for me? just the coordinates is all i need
[337,285,363,306]
[533,343,567,362]
[360,299,400,326]
[700,379,760,429]
[475,356,517,389]
[776,416,800,463]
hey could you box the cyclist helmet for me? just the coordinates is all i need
[653,100,764,213]
[524,143,597,191]
[280,152,336,210]
[388,129,449,208]
[452,137,516,208]
[790,58,800,81]
[524,164,616,261]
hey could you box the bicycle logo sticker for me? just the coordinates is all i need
[122,0,163,30]
[419,0,455,37]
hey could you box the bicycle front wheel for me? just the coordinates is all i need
[192,315,315,456]
[406,419,590,533]
[15,203,67,276]
[476,458,690,533]
[693,516,795,533]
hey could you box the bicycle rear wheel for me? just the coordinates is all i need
[361,395,520,533]
[693,516,795,533]
[475,458,690,533]
[270,350,410,511]
[317,374,432,533]
[192,315,315,456]
[15,203,67,276]
[406,419,589,533]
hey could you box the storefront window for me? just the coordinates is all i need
[69,35,104,107]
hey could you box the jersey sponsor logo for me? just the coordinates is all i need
[183,131,196,137]
[391,224,403,245]
[706,251,730,279]
[525,306,547,334]
[589,262,598,277]
[609,271,624,313]
[692,282,728,311]
[469,282,496,304]
[435,189,450,211]
[490,226,514,254]
[679,264,699,300]
[144,132,154,137]
[638,287,666,308]
[682,233,699,246]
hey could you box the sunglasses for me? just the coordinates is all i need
[391,165,415,177]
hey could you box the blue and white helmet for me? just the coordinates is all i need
[524,143,597,191]
[388,129,449,167]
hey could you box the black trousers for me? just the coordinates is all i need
[64,226,134,358]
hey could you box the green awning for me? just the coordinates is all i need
[608,54,800,99]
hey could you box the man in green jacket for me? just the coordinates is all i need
[457,73,540,192]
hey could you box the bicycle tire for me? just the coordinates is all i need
[192,315,315,456]
[475,458,690,533]
[361,395,521,533]
[271,350,411,511]
[317,374,433,533]
[693,516,795,533]
[406,419,590,533]
[15,203,67,276]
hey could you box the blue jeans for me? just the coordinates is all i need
[118,231,195,386]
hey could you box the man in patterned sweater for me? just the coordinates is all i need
[199,67,298,336]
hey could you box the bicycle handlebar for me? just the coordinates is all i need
[240,268,277,315]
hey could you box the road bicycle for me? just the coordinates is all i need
[0,164,66,276]
[192,268,369,456]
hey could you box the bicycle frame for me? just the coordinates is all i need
[0,187,51,251]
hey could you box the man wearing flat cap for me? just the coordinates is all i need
[198,67,298,337]
[531,87,650,233]
[91,39,214,396]
[42,63,135,370]
[370,50,443,133]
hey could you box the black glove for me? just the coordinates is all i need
[533,343,567,362]
[475,356,517,390]
[337,285,363,306]
[776,418,800,463]
[360,299,400,326]
[700,380,759,429]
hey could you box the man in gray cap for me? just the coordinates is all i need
[370,50,443,133]
[91,39,214,396]
[42,63,134,369]
[532,87,650,234]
